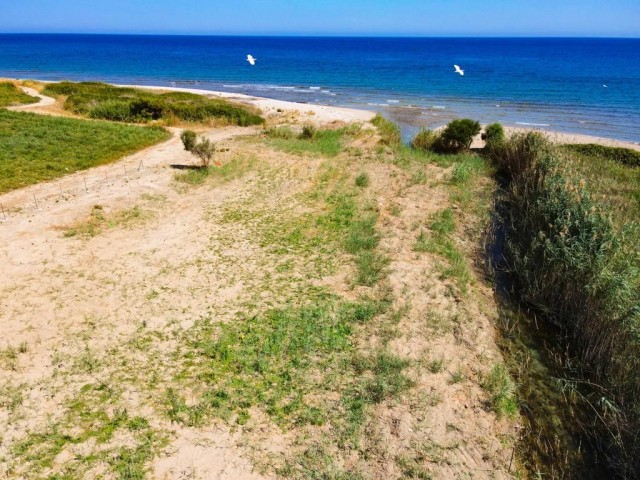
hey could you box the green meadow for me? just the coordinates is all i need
[0,110,170,193]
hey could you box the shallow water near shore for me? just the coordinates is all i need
[1,35,639,142]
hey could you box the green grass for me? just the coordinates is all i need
[0,110,170,193]
[267,127,347,157]
[482,364,518,418]
[565,143,640,167]
[43,81,264,126]
[0,82,38,107]
[563,144,640,225]
[11,382,163,479]
[174,154,257,186]
[354,172,370,188]
[371,114,401,147]
[414,209,471,293]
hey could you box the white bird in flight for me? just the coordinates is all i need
[246,54,256,66]
[454,65,464,76]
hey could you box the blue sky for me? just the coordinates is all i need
[2,0,639,37]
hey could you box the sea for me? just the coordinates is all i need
[1,34,639,142]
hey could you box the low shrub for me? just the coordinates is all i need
[371,114,401,147]
[180,130,197,152]
[411,128,437,151]
[181,129,215,167]
[300,124,317,140]
[482,123,505,147]
[434,119,481,154]
[355,172,370,188]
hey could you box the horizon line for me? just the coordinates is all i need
[1,32,639,39]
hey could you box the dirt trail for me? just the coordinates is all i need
[7,87,56,111]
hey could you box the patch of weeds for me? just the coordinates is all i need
[355,172,370,188]
[268,127,346,157]
[429,208,455,236]
[173,295,384,428]
[413,209,471,294]
[482,364,518,418]
[410,169,428,185]
[345,215,379,254]
[174,167,210,185]
[397,455,433,479]
[265,125,295,139]
[355,251,389,287]
[427,358,445,374]
[63,205,150,238]
[449,369,465,384]
[0,345,20,371]
[12,382,161,478]
[0,381,25,412]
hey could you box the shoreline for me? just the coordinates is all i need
[6,77,640,151]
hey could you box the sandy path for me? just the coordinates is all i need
[6,86,56,111]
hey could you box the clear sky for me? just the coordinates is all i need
[2,0,639,37]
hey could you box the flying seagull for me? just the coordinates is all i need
[246,54,256,66]
[454,65,464,76]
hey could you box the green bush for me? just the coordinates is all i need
[434,119,481,154]
[489,133,640,476]
[481,123,505,147]
[411,128,437,151]
[181,130,215,167]
[300,124,317,140]
[371,114,401,147]
[355,172,370,188]
[43,81,264,127]
[180,130,197,152]
[565,143,640,167]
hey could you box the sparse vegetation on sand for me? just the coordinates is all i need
[0,82,38,108]
[490,132,640,477]
[42,81,264,126]
[0,110,170,193]
[2,113,519,479]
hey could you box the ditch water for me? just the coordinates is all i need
[487,189,612,479]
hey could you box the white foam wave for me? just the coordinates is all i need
[516,122,551,127]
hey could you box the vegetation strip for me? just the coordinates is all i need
[489,132,640,477]
[0,110,170,193]
[43,81,264,126]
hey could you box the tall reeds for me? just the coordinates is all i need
[490,132,640,477]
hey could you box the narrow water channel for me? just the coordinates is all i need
[487,192,612,479]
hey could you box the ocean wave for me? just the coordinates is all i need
[516,122,551,127]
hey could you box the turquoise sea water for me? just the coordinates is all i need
[1,35,639,142]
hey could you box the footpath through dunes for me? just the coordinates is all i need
[1,103,516,478]
[6,86,56,111]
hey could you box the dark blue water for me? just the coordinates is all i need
[1,34,639,142]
